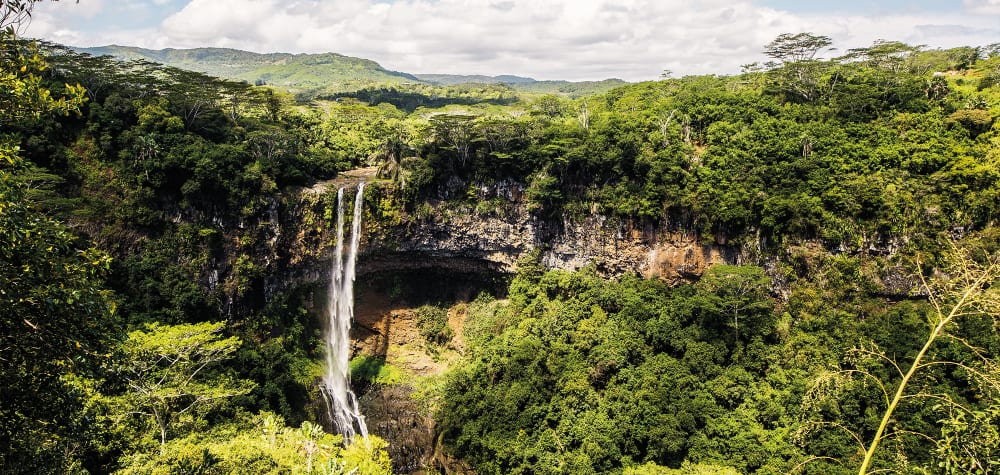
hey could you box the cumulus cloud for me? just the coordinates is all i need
[23,0,1000,81]
[25,0,169,47]
[148,0,806,80]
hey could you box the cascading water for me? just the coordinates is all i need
[321,183,369,440]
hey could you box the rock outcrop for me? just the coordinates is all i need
[362,181,742,282]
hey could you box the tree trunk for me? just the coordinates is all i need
[154,407,168,452]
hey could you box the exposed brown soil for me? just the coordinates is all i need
[349,286,473,474]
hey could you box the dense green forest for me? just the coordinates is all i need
[3,5,1000,473]
[1,27,393,473]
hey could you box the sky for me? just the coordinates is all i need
[23,0,1000,82]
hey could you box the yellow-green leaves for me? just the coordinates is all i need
[1,32,86,127]
[118,321,254,446]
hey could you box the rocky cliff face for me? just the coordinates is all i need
[257,176,745,315]
[362,180,743,282]
[222,175,906,323]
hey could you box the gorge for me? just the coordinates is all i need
[5,31,999,474]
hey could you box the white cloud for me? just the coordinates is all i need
[147,0,804,80]
[23,0,172,47]
[22,0,1000,81]
[963,0,1000,15]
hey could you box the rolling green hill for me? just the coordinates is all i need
[73,45,627,97]
[74,45,421,95]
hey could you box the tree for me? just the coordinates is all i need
[531,94,569,119]
[295,421,326,473]
[695,265,773,340]
[340,435,393,475]
[934,402,1000,473]
[475,115,528,154]
[763,33,837,103]
[577,100,590,130]
[764,33,834,64]
[430,113,476,167]
[247,126,296,174]
[40,44,122,102]
[0,32,85,127]
[117,321,254,447]
[159,66,244,130]
[0,22,108,471]
[254,86,293,123]
[0,145,117,471]
[625,461,739,474]
[369,119,411,185]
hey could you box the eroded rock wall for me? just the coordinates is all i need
[362,181,743,282]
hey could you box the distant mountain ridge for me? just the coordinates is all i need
[72,45,626,96]
[416,73,627,96]
[74,45,421,94]
[415,73,538,85]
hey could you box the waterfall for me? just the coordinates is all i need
[322,183,369,440]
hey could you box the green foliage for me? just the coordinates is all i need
[948,108,993,136]
[0,153,117,467]
[2,38,366,472]
[438,267,791,474]
[935,404,1000,474]
[0,31,116,472]
[439,240,1000,475]
[115,411,392,474]
[415,304,454,345]
[461,291,510,346]
[512,78,628,96]
[415,73,627,96]
[350,355,405,386]
[8,28,1000,475]
[328,83,518,113]
[234,294,319,425]
[694,265,773,341]
[114,321,254,446]
[381,35,1000,250]
[111,223,221,324]
[625,462,740,474]
[340,435,394,475]
[0,32,86,126]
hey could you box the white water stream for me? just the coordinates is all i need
[321,183,369,440]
